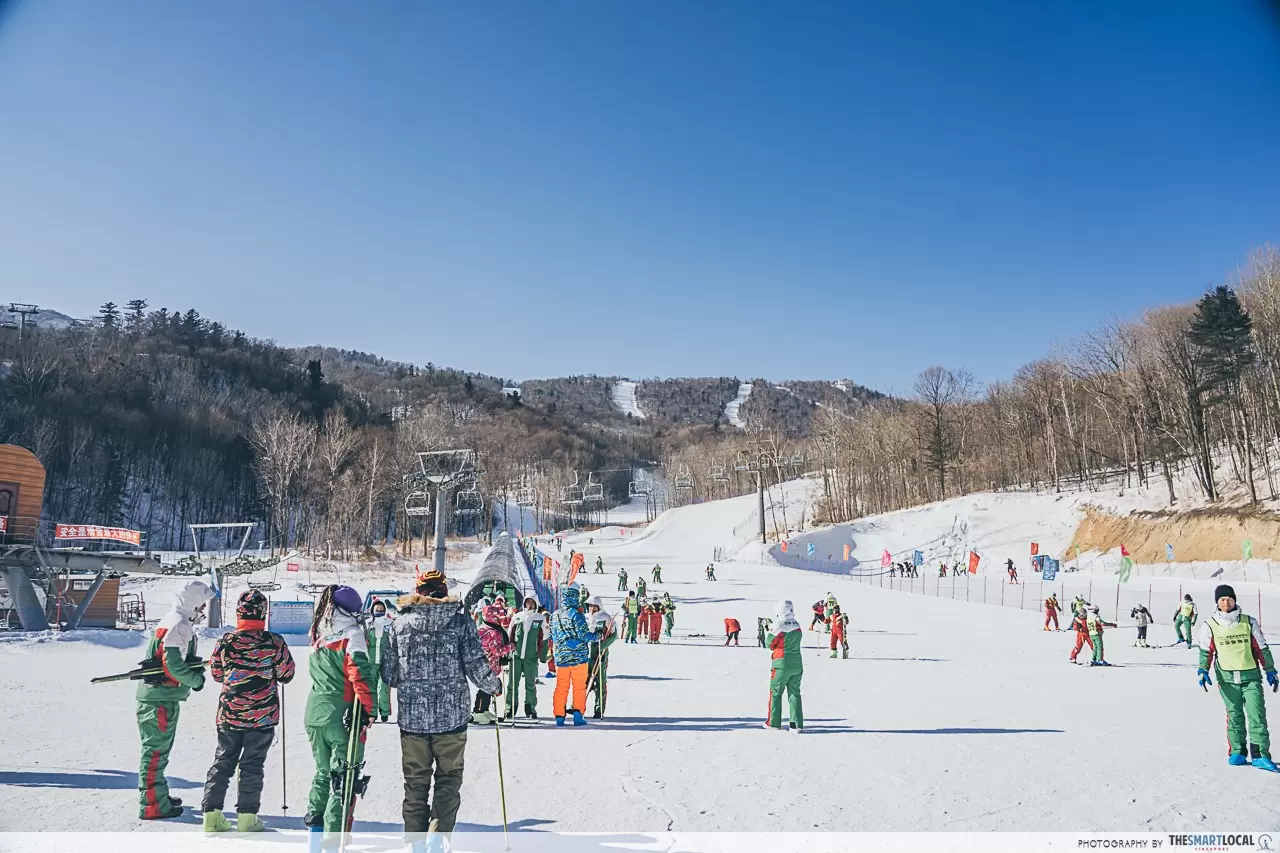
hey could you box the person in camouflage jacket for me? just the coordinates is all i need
[135,580,214,820]
[200,590,295,833]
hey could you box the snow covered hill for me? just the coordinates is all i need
[0,305,79,330]
[723,381,753,428]
[609,380,646,419]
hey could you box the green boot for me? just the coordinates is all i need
[203,811,232,833]
[829,651,837,658]
[237,813,266,832]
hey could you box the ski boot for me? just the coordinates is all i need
[592,710,601,719]
[237,813,266,832]
[141,803,185,820]
[1252,747,1278,772]
[1228,753,1250,766]
[169,797,183,808]
[471,711,494,725]
[572,710,587,726]
[307,826,324,853]
[203,811,233,833]
[829,651,838,658]
[555,716,566,727]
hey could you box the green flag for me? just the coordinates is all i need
[1243,540,1253,561]
[1117,556,1133,583]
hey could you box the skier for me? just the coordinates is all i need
[1044,593,1062,631]
[507,596,546,719]
[586,597,616,719]
[1131,604,1153,648]
[757,616,773,648]
[706,563,717,581]
[809,601,827,631]
[1068,609,1094,664]
[623,592,640,644]
[548,583,600,726]
[1085,604,1117,666]
[1072,595,1089,619]
[652,563,663,584]
[304,585,375,840]
[938,564,948,578]
[662,592,676,637]
[725,617,741,646]
[136,580,214,820]
[765,600,804,731]
[1196,584,1278,770]
[383,567,502,852]
[645,601,664,644]
[1174,595,1198,647]
[889,564,896,578]
[202,589,296,833]
[595,556,604,575]
[1007,559,1019,584]
[617,567,629,592]
[829,604,849,659]
[472,601,513,724]
[636,576,648,599]
[365,599,394,722]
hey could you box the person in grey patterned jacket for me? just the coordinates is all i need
[381,569,501,851]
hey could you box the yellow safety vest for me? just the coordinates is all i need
[1086,613,1104,633]
[1208,614,1255,672]
[1180,602,1194,618]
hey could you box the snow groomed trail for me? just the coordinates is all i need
[723,381,753,428]
[2,485,1278,849]
[610,380,646,419]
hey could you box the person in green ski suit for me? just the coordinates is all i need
[662,593,676,637]
[305,585,376,840]
[765,600,804,730]
[586,597,617,718]
[1174,595,1198,646]
[595,556,604,574]
[1085,605,1117,665]
[617,568,628,591]
[652,564,663,584]
[1197,584,1279,770]
[136,580,214,820]
[507,596,547,718]
[623,592,640,643]
[1072,596,1089,619]
[365,599,394,722]
[636,576,647,599]
[757,616,773,648]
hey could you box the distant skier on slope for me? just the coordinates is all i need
[757,616,773,648]
[662,592,676,637]
[1007,559,1019,584]
[1196,584,1278,771]
[809,601,827,631]
[596,556,604,574]
[623,592,640,644]
[617,568,629,591]
[636,576,648,599]
[652,564,663,584]
[725,617,741,646]
[1068,610,1094,664]
[1174,595,1198,647]
[1072,595,1089,619]
[765,600,804,731]
[706,564,717,581]
[1044,593,1062,631]
[1130,604,1153,648]
[1085,605,1117,666]
[829,605,849,659]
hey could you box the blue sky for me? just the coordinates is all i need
[1,1,1278,394]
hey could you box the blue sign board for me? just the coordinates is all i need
[269,600,315,634]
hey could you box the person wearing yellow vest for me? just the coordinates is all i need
[1196,584,1278,771]
[1173,595,1198,646]
[1085,605,1116,666]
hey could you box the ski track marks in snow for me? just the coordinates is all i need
[723,382,752,428]
[611,380,646,419]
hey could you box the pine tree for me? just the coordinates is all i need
[124,299,148,337]
[98,301,121,330]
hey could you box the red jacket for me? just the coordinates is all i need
[725,618,741,634]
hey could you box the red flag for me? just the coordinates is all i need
[780,541,788,553]
[843,544,851,561]
[1120,544,1130,557]
[881,549,892,568]
[968,552,980,574]
[1030,542,1039,556]
[542,557,553,581]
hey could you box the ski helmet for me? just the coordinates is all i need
[1184,594,1193,602]
[331,585,362,616]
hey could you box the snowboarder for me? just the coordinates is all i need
[617,568,629,591]
[809,601,827,631]
[595,556,604,574]
[623,592,640,644]
[548,583,600,726]
[662,593,676,637]
[1130,605,1153,648]
[652,564,663,584]
[829,605,849,659]
[757,616,773,648]
[1085,605,1117,666]
[1174,595,1198,647]
[1044,593,1062,631]
[304,585,376,840]
[725,617,741,646]
[1007,559,1019,584]
[1068,610,1094,663]
[383,567,503,850]
[472,602,514,724]
[765,600,804,731]
[1196,584,1278,770]
[136,580,214,820]
[586,597,616,719]
[508,596,547,719]
[201,590,296,833]
[365,599,394,722]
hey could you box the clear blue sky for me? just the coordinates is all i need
[2,1,1278,394]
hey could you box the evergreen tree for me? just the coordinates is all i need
[1188,285,1255,403]
[98,301,120,330]
[307,359,324,391]
[124,299,148,337]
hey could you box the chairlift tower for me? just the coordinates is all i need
[8,303,39,343]
[415,449,480,574]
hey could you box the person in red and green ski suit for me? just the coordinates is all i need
[623,592,640,643]
[1068,611,1093,663]
[304,585,375,839]
[765,600,804,730]
[507,597,547,719]
[1197,584,1279,770]
[1174,595,1198,646]
[136,580,214,819]
[365,599,394,722]
[1085,605,1116,666]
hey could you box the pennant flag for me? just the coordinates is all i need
[1030,542,1039,556]
[843,544,851,561]
[1074,544,1081,562]
[1118,555,1133,583]
[1243,540,1253,561]
[1165,543,1174,562]
[912,549,924,567]
[571,552,585,572]
[1120,544,1130,557]
[568,562,580,585]
[1043,558,1060,581]
[806,543,815,557]
[968,551,980,574]
[780,541,788,553]
[881,549,892,568]
[543,557,553,581]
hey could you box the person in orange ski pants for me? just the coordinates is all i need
[1068,613,1093,662]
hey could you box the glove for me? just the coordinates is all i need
[192,672,206,692]
[342,705,372,732]
[1197,668,1212,691]
[1267,671,1278,692]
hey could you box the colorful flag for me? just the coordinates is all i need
[1118,555,1133,583]
[543,557,553,581]
[1043,558,1059,581]
[1120,544,1130,557]
[843,544,851,561]
[807,543,815,557]
[881,549,892,568]
[1243,540,1253,561]
[912,549,924,567]
[1074,544,1081,563]
[780,541,788,553]
[1165,543,1174,562]
[1030,542,1039,556]
[968,552,980,574]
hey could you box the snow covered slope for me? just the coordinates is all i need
[4,485,1280,843]
[610,380,646,419]
[723,381,753,428]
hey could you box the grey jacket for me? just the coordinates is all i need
[382,593,502,736]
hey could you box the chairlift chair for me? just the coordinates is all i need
[628,478,651,498]
[514,480,536,508]
[673,463,694,492]
[583,472,605,503]
[789,453,806,467]
[733,451,757,472]
[561,470,585,506]
[405,490,431,517]
[455,482,484,516]
[710,458,729,482]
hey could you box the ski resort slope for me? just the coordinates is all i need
[1,487,1278,845]
[723,381,753,428]
[610,380,645,419]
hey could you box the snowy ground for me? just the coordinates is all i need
[610,380,645,419]
[723,382,752,429]
[3,484,1279,848]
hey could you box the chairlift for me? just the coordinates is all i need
[628,476,651,498]
[673,463,694,492]
[789,453,806,467]
[455,482,484,516]
[733,451,757,472]
[561,470,585,506]
[405,490,431,517]
[710,458,729,482]
[514,476,536,508]
[583,472,605,502]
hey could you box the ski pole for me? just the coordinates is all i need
[280,686,288,816]
[494,721,510,851]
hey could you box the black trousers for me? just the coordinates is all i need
[202,727,275,814]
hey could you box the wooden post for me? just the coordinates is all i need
[1114,584,1120,620]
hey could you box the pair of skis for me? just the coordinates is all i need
[332,699,371,853]
[90,658,211,684]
